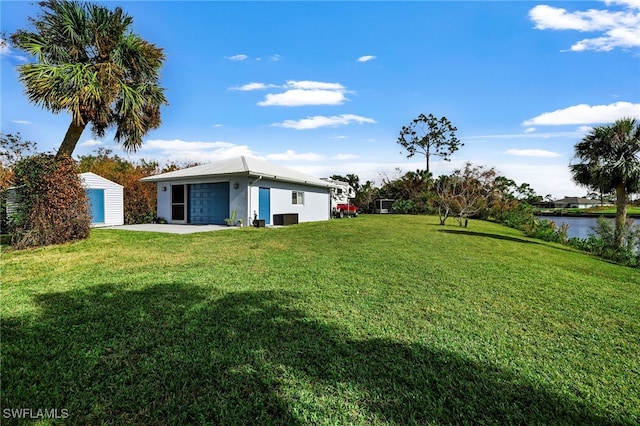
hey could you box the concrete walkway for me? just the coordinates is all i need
[104,224,241,234]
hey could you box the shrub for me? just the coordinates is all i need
[583,217,639,267]
[11,154,90,249]
[523,219,569,244]
[391,199,415,214]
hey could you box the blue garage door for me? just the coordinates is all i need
[86,189,105,224]
[188,183,230,224]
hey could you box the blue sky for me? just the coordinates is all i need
[2,0,639,198]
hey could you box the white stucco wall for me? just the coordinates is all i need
[248,179,330,224]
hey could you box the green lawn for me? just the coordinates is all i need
[2,215,639,425]
[556,206,640,215]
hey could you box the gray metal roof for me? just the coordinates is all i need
[553,197,600,204]
[140,156,334,188]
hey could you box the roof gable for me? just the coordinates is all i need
[79,172,123,188]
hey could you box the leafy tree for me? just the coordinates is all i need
[378,169,434,214]
[0,133,39,170]
[397,113,462,174]
[330,174,361,193]
[10,0,167,157]
[489,176,518,220]
[570,118,640,247]
[353,180,378,213]
[433,163,495,226]
[0,133,39,232]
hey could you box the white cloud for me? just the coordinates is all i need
[80,139,102,147]
[357,55,377,62]
[272,114,377,130]
[252,80,350,107]
[270,54,281,61]
[266,150,326,162]
[465,130,585,140]
[522,101,640,126]
[1,40,28,62]
[529,2,640,51]
[286,80,345,90]
[226,54,248,61]
[258,89,347,107]
[133,139,255,163]
[524,127,536,133]
[12,120,31,125]
[332,154,359,160]
[229,82,279,91]
[506,149,562,158]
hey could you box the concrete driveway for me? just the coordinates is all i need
[104,224,241,234]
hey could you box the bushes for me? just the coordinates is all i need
[523,219,570,244]
[567,217,640,267]
[10,154,90,249]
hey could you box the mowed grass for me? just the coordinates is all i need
[1,215,639,425]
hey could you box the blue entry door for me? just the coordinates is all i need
[86,189,105,224]
[258,187,270,225]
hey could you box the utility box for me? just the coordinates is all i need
[273,213,299,226]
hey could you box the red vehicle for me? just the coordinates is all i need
[333,203,358,218]
[322,178,359,218]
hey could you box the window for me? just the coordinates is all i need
[292,191,304,205]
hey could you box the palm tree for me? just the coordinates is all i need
[570,118,640,247]
[10,0,167,157]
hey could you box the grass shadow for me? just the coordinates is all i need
[2,285,625,424]
[439,228,541,244]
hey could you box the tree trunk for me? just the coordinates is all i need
[57,121,87,158]
[614,184,627,248]
[425,148,430,175]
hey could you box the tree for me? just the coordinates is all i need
[433,163,495,226]
[397,113,462,174]
[570,118,640,247]
[1,133,39,191]
[1,133,39,232]
[10,0,167,158]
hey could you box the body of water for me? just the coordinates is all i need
[542,216,631,240]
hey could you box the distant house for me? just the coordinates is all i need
[552,197,601,209]
[140,156,336,225]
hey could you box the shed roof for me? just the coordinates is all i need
[140,156,334,188]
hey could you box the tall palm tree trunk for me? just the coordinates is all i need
[614,184,627,248]
[57,121,87,158]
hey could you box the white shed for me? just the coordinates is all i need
[80,172,124,227]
